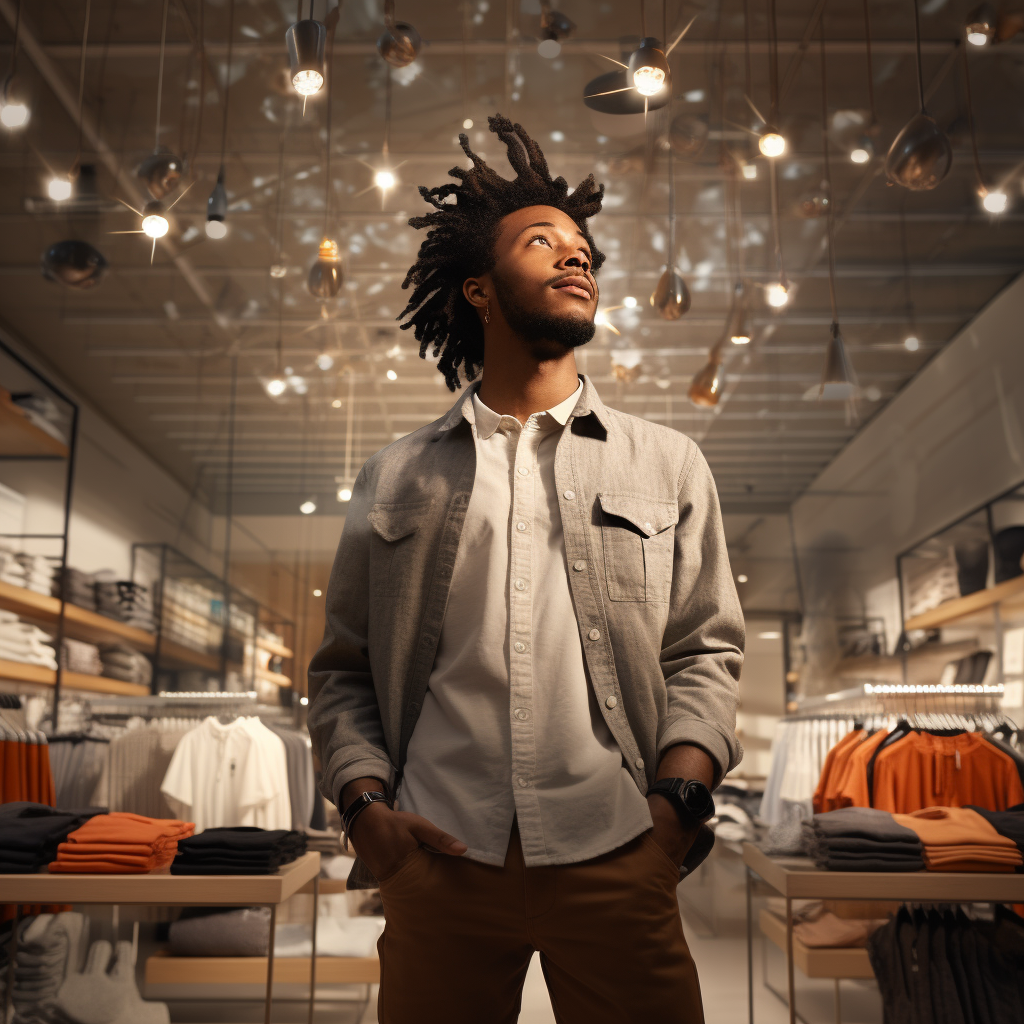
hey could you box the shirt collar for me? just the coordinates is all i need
[470,379,583,440]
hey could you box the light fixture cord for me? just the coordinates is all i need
[154,0,169,151]
[961,44,985,192]
[640,0,647,38]
[742,0,752,103]
[769,160,784,285]
[4,0,22,89]
[192,0,206,182]
[219,0,236,173]
[861,0,875,126]
[898,200,918,336]
[767,0,779,124]
[383,63,391,159]
[910,0,925,112]
[73,0,92,175]
[667,130,675,267]
[819,18,838,327]
[323,3,337,236]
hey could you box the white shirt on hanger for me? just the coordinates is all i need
[241,717,293,831]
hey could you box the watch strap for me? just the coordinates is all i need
[342,791,390,837]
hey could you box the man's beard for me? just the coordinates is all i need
[491,272,596,359]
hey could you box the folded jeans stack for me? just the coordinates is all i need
[52,568,98,613]
[0,803,104,873]
[9,913,90,1017]
[97,644,152,687]
[171,826,307,875]
[49,812,194,874]
[801,807,925,872]
[59,639,103,677]
[893,806,1024,872]
[0,612,57,669]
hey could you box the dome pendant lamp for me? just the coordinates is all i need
[1,0,30,129]
[286,2,327,111]
[207,0,235,239]
[377,0,422,68]
[688,355,723,407]
[884,0,952,190]
[651,143,690,319]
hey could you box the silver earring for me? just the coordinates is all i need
[484,302,490,325]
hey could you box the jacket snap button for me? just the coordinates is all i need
[605,695,618,709]
[563,490,575,500]
[588,628,601,641]
[573,560,586,572]
[635,757,644,770]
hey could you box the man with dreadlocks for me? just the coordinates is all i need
[309,115,743,1022]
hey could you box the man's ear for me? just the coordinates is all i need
[463,275,489,310]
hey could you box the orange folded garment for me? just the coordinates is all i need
[63,812,194,850]
[49,857,173,874]
[921,858,1018,873]
[893,807,1019,849]
[55,842,165,858]
[49,812,194,875]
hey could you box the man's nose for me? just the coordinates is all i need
[564,254,590,274]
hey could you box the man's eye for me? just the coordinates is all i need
[529,235,551,247]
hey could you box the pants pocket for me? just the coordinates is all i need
[377,845,425,885]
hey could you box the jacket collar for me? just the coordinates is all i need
[435,374,609,436]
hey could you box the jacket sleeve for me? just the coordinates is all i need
[657,445,744,787]
[307,463,395,809]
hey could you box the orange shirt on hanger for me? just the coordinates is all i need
[813,729,865,814]
[834,729,898,809]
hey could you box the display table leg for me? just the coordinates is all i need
[265,903,277,1024]
[786,897,796,1024]
[308,875,319,1024]
[746,868,755,1024]
[834,978,841,1024]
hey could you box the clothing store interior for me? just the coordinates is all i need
[0,0,1023,1021]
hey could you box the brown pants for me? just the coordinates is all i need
[376,826,704,1023]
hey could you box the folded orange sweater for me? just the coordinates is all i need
[893,807,1019,849]
[62,812,194,850]
[49,856,173,874]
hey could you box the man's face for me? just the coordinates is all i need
[475,205,599,358]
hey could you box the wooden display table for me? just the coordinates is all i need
[0,852,321,1024]
[742,843,1024,1024]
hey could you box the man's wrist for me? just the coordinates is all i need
[341,776,389,813]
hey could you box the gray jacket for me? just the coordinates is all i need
[308,375,744,884]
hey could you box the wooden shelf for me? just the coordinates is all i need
[0,852,320,905]
[0,579,156,652]
[257,668,292,688]
[834,640,980,685]
[0,658,148,696]
[158,638,223,672]
[257,638,294,659]
[0,656,56,686]
[758,909,873,980]
[905,574,1024,632]
[298,878,347,894]
[0,390,68,458]
[145,951,379,986]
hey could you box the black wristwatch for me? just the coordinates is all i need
[341,790,390,837]
[648,778,715,828]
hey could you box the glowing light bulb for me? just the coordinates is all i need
[731,330,751,345]
[758,130,786,158]
[904,335,920,352]
[331,398,342,408]
[337,486,352,502]
[981,189,1008,214]
[741,163,758,180]
[142,213,169,238]
[850,147,870,164]
[766,282,789,307]
[622,295,638,308]
[737,574,748,583]
[967,30,988,46]
[300,499,317,515]
[632,65,666,96]
[292,69,323,96]
[374,169,396,190]
[313,589,322,597]
[265,377,287,397]
[386,369,398,381]
[0,102,29,128]
[462,118,473,129]
[47,177,73,201]
[316,352,335,371]
[205,219,228,239]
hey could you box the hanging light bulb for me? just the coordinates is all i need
[336,485,352,502]
[758,128,786,158]
[286,17,327,96]
[850,146,871,164]
[374,168,397,191]
[269,263,287,279]
[206,170,228,238]
[141,201,170,239]
[650,268,691,320]
[628,37,670,97]
[377,0,422,68]
[818,323,859,400]
[980,188,1009,214]
[386,368,398,381]
[766,281,789,307]
[904,335,920,351]
[307,237,343,299]
[688,358,723,407]
[730,319,752,345]
[0,78,30,129]
[47,176,74,201]
[965,3,997,45]
[265,375,287,397]
[40,240,108,290]
[299,499,317,515]
[622,295,638,308]
[316,352,335,371]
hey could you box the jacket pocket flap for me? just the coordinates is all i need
[368,500,431,542]
[598,493,678,536]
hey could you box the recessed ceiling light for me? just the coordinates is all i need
[312,589,322,597]
[737,574,749,583]
[300,499,317,515]
[758,630,782,640]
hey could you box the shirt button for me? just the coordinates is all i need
[563,490,575,500]
[573,560,586,572]
[644,522,652,532]
[517,777,530,788]
[518,466,529,476]
[515,579,526,591]
[605,695,618,709]
[514,709,529,721]
[516,521,527,532]
[588,628,601,641]
[514,641,526,653]
[635,757,645,770]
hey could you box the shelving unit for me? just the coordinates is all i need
[0,388,69,458]
[834,639,979,685]
[145,952,379,986]
[257,637,294,660]
[257,667,292,688]
[758,909,872,980]
[905,574,1024,632]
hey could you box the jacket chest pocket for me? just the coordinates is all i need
[368,500,432,596]
[598,493,678,603]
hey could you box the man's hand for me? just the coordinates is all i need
[646,743,715,868]
[341,778,468,881]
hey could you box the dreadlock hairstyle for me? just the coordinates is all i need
[398,114,606,391]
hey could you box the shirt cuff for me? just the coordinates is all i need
[657,717,742,789]
[323,752,396,810]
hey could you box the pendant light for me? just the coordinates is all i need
[378,0,422,69]
[538,2,574,58]
[264,277,287,397]
[898,202,923,352]
[816,21,858,402]
[41,240,108,290]
[850,0,879,164]
[336,370,356,504]
[688,355,723,407]
[961,41,1011,215]
[1,0,29,129]
[884,0,952,191]
[286,3,327,103]
[45,0,91,202]
[757,0,785,157]
[207,0,235,239]
[651,142,690,319]
[965,3,997,46]
[137,0,186,200]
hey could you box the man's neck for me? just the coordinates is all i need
[476,348,581,425]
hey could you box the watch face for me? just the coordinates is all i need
[682,781,714,820]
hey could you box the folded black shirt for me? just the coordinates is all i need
[968,804,1024,856]
[0,803,105,871]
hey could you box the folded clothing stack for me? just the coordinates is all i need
[52,568,98,612]
[171,826,307,875]
[894,806,1024,872]
[10,912,90,1015]
[801,807,925,872]
[0,803,104,873]
[59,638,103,677]
[49,812,194,874]
[14,554,56,596]
[95,578,156,633]
[97,644,152,687]
[969,803,1024,858]
[0,611,57,668]
[792,904,889,949]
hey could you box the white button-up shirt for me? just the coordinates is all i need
[399,381,652,866]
